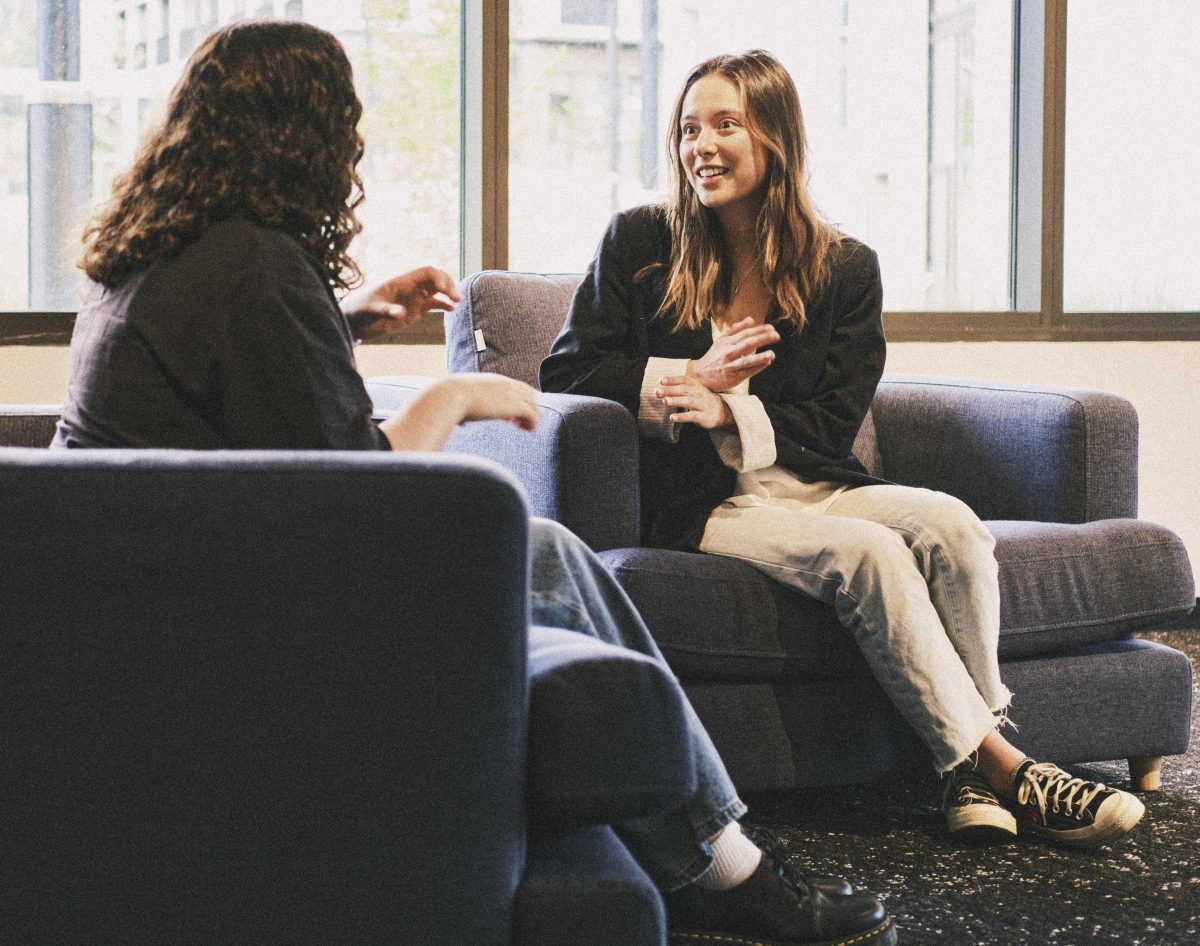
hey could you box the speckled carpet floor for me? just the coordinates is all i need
[746,627,1200,946]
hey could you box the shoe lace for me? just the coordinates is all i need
[1016,762,1105,817]
[944,765,998,806]
[741,823,815,903]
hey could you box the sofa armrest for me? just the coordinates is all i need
[526,626,695,826]
[871,374,1139,523]
[367,376,640,551]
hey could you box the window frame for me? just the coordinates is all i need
[3,0,1198,346]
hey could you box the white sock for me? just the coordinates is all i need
[695,821,763,891]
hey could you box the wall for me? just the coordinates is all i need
[3,341,1197,574]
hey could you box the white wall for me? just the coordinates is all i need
[3,341,1197,576]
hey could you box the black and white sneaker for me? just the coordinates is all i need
[1011,759,1145,848]
[665,828,898,946]
[941,761,1017,839]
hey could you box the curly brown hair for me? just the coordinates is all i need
[80,20,365,291]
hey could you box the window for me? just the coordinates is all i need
[1063,0,1200,313]
[3,0,1199,340]
[1,0,461,311]
[507,0,1015,312]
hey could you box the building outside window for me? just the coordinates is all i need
[0,0,1197,333]
[1063,0,1200,313]
[0,0,460,310]
[508,0,1014,312]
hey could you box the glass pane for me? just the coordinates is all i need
[1064,1,1200,312]
[508,0,1014,311]
[0,0,461,312]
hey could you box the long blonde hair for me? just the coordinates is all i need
[654,50,840,333]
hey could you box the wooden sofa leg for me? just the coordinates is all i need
[1128,756,1163,791]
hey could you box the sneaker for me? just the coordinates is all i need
[941,761,1017,839]
[1011,759,1145,848]
[665,832,898,946]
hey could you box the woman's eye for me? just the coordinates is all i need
[682,124,698,136]
[720,119,737,130]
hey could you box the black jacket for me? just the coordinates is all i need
[540,204,886,550]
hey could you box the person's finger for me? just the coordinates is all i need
[414,266,460,300]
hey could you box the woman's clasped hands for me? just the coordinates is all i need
[656,317,779,429]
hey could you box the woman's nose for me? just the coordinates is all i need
[694,127,717,156]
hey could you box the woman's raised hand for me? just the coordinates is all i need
[341,266,462,341]
[687,317,780,392]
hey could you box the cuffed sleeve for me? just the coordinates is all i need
[638,356,690,443]
[709,393,777,472]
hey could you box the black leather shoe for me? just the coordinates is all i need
[665,854,897,946]
[743,823,855,898]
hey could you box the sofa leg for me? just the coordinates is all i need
[1128,756,1163,791]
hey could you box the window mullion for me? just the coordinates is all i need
[1011,0,1043,313]
[1040,0,1067,330]
[461,0,509,276]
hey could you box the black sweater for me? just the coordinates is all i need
[540,204,886,550]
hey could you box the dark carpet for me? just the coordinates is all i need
[746,627,1200,946]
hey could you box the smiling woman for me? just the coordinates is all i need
[542,51,1149,918]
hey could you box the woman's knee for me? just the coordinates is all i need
[917,492,995,557]
[839,523,916,581]
[530,516,581,553]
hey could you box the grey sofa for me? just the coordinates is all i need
[0,426,696,945]
[368,269,1196,794]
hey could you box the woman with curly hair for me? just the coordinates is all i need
[53,21,897,946]
[60,19,535,451]
[542,48,1145,877]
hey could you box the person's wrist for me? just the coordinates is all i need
[719,397,735,429]
[430,376,472,423]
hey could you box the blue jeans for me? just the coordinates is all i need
[528,518,745,891]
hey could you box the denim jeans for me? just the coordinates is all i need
[528,517,746,891]
[700,483,1011,774]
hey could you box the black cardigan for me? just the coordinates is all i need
[540,204,886,550]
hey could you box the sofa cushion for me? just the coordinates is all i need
[526,625,696,826]
[448,271,582,387]
[598,548,858,684]
[600,518,1195,682]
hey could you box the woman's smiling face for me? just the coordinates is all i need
[678,73,769,220]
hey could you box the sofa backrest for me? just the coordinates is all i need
[0,405,60,447]
[446,270,883,476]
[1,447,531,944]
